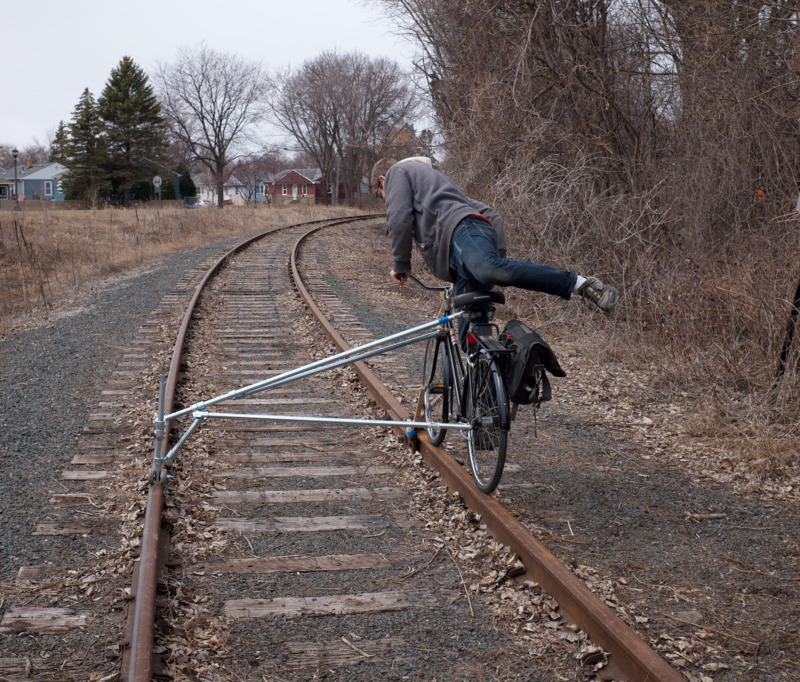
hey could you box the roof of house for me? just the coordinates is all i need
[17,162,69,181]
[0,162,68,183]
[274,168,323,184]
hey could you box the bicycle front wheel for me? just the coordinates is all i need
[422,336,451,446]
[466,352,509,493]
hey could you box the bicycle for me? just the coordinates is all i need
[155,270,557,497]
[412,275,514,493]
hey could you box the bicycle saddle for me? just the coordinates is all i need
[453,289,505,309]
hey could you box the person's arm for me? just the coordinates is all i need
[385,167,416,276]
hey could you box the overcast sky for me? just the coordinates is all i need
[1,0,417,151]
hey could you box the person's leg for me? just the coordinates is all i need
[451,266,490,349]
[450,223,495,348]
[450,218,618,313]
[450,219,577,299]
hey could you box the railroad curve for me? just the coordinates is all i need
[0,214,682,681]
[127,216,679,681]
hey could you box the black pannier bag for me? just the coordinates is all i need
[501,319,566,405]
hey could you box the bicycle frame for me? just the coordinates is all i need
[430,317,511,423]
[414,276,508,421]
[416,274,513,493]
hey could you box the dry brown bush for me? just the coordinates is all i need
[0,205,363,338]
[378,0,800,472]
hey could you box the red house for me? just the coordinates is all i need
[268,168,333,205]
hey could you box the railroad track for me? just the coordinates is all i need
[0,215,683,681]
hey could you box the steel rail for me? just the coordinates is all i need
[290,224,683,682]
[124,213,383,681]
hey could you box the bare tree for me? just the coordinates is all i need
[377,0,798,215]
[155,44,272,208]
[230,154,276,206]
[272,50,419,204]
[21,139,51,165]
[375,0,800,402]
[0,140,50,167]
[0,145,16,168]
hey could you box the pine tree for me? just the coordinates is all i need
[177,164,197,198]
[49,121,70,164]
[98,56,166,204]
[62,88,109,205]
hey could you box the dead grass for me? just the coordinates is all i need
[0,204,367,338]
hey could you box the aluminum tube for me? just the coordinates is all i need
[164,315,461,421]
[160,417,205,467]
[153,376,166,464]
[190,410,471,431]
[160,325,443,469]
[232,330,440,399]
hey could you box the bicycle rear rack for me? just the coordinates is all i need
[152,312,469,481]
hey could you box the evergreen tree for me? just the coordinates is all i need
[177,164,197,198]
[62,88,109,205]
[49,121,70,164]
[98,56,166,204]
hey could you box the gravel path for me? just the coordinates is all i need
[0,235,251,577]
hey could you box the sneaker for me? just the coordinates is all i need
[577,277,618,313]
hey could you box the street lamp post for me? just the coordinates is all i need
[11,148,21,211]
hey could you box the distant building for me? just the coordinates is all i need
[267,169,326,205]
[192,172,261,206]
[265,168,363,205]
[0,161,68,203]
[190,167,367,206]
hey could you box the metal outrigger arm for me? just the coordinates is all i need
[152,312,468,480]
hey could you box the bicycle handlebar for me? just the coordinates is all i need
[408,273,448,292]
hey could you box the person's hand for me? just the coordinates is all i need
[390,269,410,286]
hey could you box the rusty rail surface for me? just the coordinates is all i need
[124,214,382,681]
[290,224,683,682]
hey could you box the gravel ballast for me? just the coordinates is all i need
[0,236,250,576]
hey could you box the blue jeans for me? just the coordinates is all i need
[449,217,577,344]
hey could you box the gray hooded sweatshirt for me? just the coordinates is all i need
[385,160,505,282]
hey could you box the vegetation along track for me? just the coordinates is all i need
[0,215,685,680]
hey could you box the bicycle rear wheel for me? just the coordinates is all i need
[466,351,509,493]
[422,336,451,446]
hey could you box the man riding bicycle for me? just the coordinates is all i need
[371,156,618,331]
